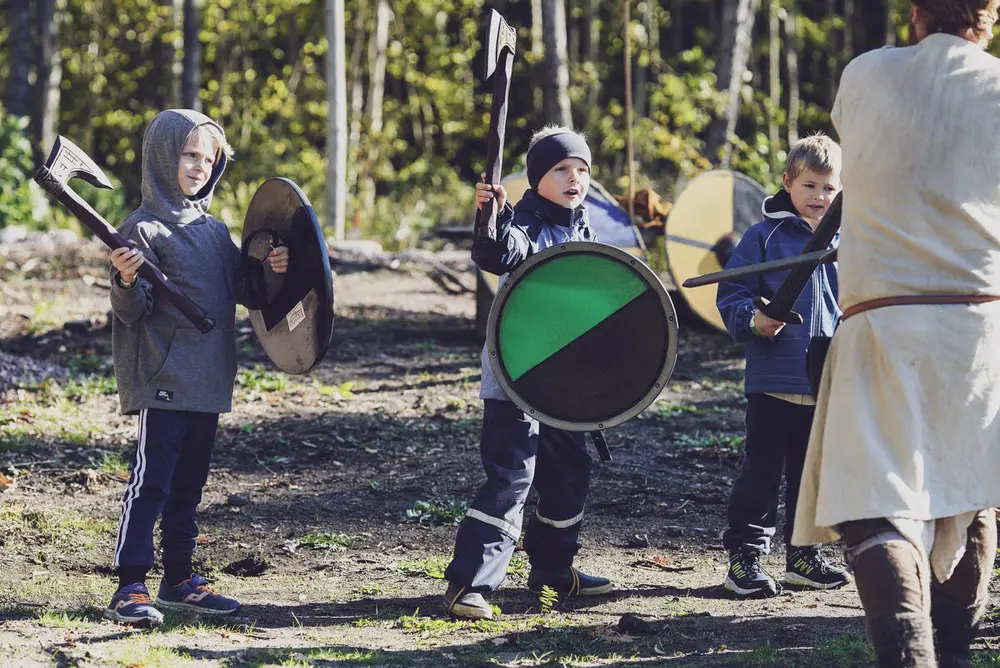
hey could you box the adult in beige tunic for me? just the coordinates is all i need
[792,2,1000,666]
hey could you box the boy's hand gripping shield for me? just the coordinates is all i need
[240,178,334,374]
[486,242,679,459]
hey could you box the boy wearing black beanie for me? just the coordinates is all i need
[442,126,613,620]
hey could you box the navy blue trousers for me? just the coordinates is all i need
[723,393,814,556]
[444,400,593,592]
[113,408,218,572]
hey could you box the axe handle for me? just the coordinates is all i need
[475,50,514,242]
[755,192,844,325]
[34,166,216,333]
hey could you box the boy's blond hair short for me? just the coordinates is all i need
[785,133,841,181]
[186,123,234,160]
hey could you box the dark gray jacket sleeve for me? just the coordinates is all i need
[471,202,530,275]
[109,226,158,325]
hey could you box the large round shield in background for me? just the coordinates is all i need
[486,242,679,432]
[665,170,767,332]
[242,178,334,374]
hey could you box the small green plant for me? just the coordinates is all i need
[396,556,450,579]
[295,532,355,550]
[507,551,529,578]
[745,642,779,666]
[538,584,559,614]
[812,633,874,667]
[95,450,130,477]
[405,498,468,526]
[313,380,357,398]
[236,366,288,392]
[675,431,745,455]
[651,403,705,418]
[352,583,383,598]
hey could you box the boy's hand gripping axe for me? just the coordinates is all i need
[34,136,216,333]
[475,8,516,242]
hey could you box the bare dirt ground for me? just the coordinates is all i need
[0,239,997,667]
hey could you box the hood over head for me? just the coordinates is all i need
[139,109,228,225]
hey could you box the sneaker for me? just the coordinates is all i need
[443,582,493,620]
[785,547,852,590]
[527,567,613,596]
[723,549,781,598]
[104,583,164,627]
[155,574,241,615]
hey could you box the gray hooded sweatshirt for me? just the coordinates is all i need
[110,109,248,415]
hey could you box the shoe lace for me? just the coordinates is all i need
[792,548,830,573]
[732,551,763,578]
[127,592,151,605]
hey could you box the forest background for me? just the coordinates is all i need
[0,1,971,247]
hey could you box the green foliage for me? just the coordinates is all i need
[295,532,355,550]
[0,109,48,229]
[396,555,449,579]
[405,497,468,526]
[538,584,559,615]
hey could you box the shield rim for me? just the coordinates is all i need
[242,176,335,375]
[665,169,766,333]
[485,241,679,432]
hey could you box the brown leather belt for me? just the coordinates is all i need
[842,294,1000,320]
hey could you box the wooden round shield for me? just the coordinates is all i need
[486,242,678,431]
[242,178,334,374]
[665,170,766,332]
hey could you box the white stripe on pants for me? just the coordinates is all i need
[113,409,149,568]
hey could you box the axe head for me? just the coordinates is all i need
[39,135,114,191]
[484,8,516,82]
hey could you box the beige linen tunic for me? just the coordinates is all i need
[792,34,1000,581]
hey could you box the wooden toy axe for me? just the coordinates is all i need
[34,136,216,333]
[475,8,517,242]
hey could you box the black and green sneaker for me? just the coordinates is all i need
[784,547,851,590]
[723,549,781,598]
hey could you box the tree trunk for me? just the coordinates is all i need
[768,0,780,171]
[671,0,683,54]
[634,0,657,117]
[532,0,544,110]
[183,0,202,111]
[707,0,760,167]
[6,0,34,119]
[347,1,368,193]
[844,0,854,62]
[325,0,348,240]
[542,0,574,128]
[785,0,800,144]
[827,0,837,106]
[568,0,580,63]
[361,0,392,222]
[34,0,63,157]
[584,0,599,111]
[171,0,184,106]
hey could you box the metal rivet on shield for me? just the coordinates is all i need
[561,245,566,250]
[490,351,496,356]
[655,383,660,388]
[598,423,604,428]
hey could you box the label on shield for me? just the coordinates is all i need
[286,301,306,332]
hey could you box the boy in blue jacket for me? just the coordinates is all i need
[442,126,612,620]
[716,134,851,598]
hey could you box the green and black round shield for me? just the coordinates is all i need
[242,178,334,374]
[486,242,678,431]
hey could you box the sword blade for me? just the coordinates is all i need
[681,248,838,288]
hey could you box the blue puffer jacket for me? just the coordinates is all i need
[716,189,841,396]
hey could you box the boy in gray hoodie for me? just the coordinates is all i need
[105,109,288,626]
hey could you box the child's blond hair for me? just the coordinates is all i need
[528,125,588,151]
[785,133,840,182]
[186,123,234,160]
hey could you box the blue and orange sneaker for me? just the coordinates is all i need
[104,583,164,627]
[155,574,240,615]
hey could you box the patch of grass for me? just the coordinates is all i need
[809,633,874,667]
[313,379,358,399]
[66,349,114,375]
[0,395,108,450]
[236,366,289,393]
[507,551,529,578]
[352,583,384,598]
[108,642,199,668]
[973,652,1000,668]
[396,555,450,579]
[675,431,745,455]
[405,498,468,526]
[397,608,577,638]
[64,374,117,400]
[296,532,356,550]
[649,403,705,418]
[744,642,780,666]
[36,608,101,628]
[95,450,130,477]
